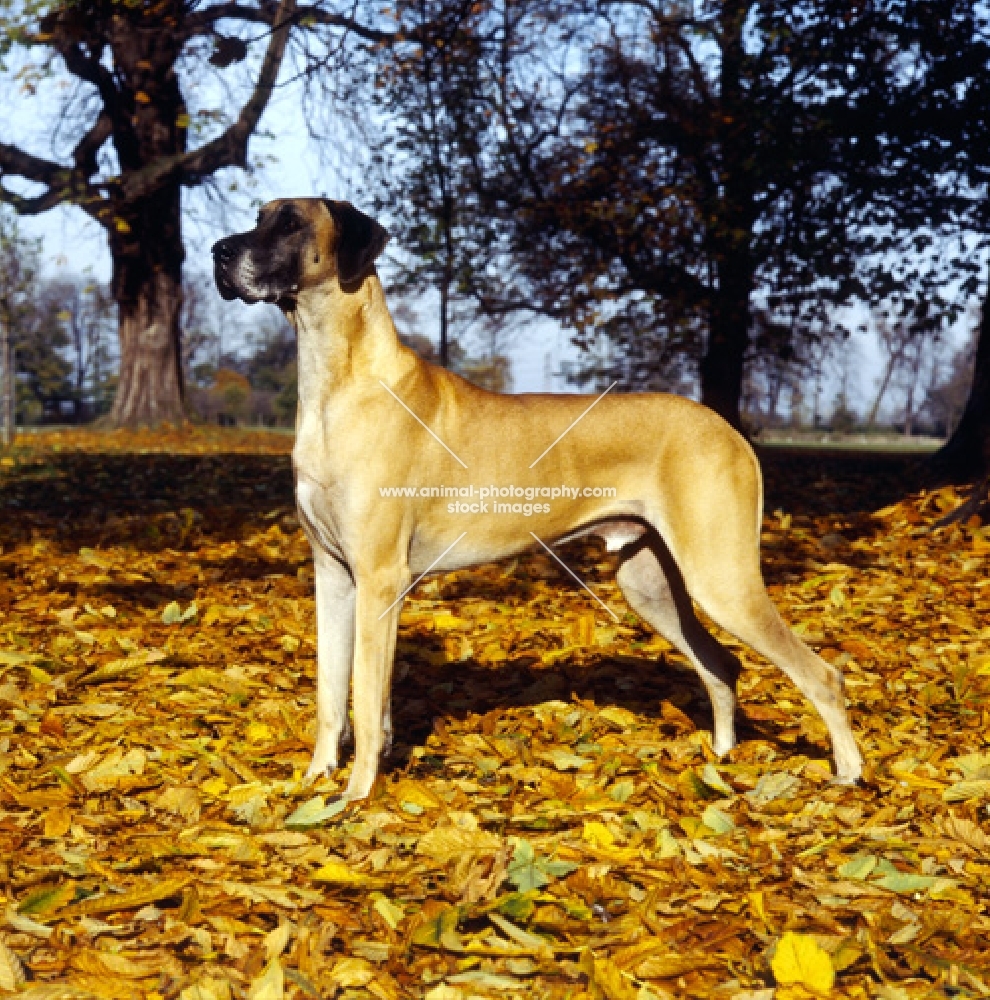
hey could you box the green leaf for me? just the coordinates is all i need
[180,601,199,622]
[542,859,579,878]
[701,805,735,836]
[17,882,76,917]
[701,763,734,796]
[746,771,800,805]
[608,779,635,802]
[506,839,577,891]
[678,768,722,800]
[548,750,592,771]
[411,905,462,950]
[838,854,877,879]
[874,873,938,893]
[507,839,548,892]
[496,892,537,922]
[162,601,182,624]
[284,796,347,829]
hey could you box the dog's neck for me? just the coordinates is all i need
[284,271,409,407]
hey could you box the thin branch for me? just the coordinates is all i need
[0,139,110,223]
[184,1,398,44]
[0,142,64,189]
[72,112,113,177]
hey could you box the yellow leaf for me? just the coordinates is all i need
[43,805,73,838]
[591,955,638,1000]
[416,825,502,863]
[245,721,274,743]
[201,776,228,797]
[372,894,406,929]
[61,877,189,917]
[582,820,616,849]
[71,948,162,978]
[433,613,469,630]
[330,957,374,988]
[598,706,638,727]
[0,937,25,991]
[248,958,284,1000]
[264,922,294,961]
[391,778,442,810]
[181,977,232,1000]
[771,931,835,994]
[312,860,370,886]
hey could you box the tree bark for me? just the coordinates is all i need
[108,184,185,426]
[698,0,754,433]
[701,255,752,431]
[930,283,990,482]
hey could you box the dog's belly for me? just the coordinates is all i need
[407,511,649,575]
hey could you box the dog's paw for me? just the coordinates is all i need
[829,772,862,787]
[302,755,337,786]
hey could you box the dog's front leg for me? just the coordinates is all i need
[304,549,356,783]
[343,569,408,801]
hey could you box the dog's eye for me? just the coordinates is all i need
[279,211,300,233]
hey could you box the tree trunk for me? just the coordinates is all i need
[930,284,990,481]
[0,313,13,447]
[108,185,185,427]
[701,250,753,431]
[699,0,753,433]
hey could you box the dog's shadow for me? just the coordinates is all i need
[384,648,829,778]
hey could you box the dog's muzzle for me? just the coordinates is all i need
[211,237,243,301]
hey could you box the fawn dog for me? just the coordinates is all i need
[212,197,863,801]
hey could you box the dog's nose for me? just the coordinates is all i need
[212,238,236,263]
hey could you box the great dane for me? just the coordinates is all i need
[212,197,863,802]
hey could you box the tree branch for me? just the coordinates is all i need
[184,1,398,45]
[0,142,64,190]
[120,0,298,201]
[72,113,113,177]
[0,181,68,216]
[0,140,109,221]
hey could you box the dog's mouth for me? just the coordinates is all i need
[212,235,300,307]
[213,263,241,302]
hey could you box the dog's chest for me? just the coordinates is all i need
[295,474,347,560]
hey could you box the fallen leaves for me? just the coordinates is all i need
[0,430,989,997]
[772,931,835,994]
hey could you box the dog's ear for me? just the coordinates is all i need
[324,200,390,286]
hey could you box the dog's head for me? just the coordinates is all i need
[211,198,389,305]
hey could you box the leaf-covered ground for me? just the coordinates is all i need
[0,428,988,1000]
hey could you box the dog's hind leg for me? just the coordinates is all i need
[616,538,741,756]
[656,436,863,784]
[690,574,863,784]
[304,550,356,783]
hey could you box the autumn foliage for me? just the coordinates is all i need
[0,429,988,998]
